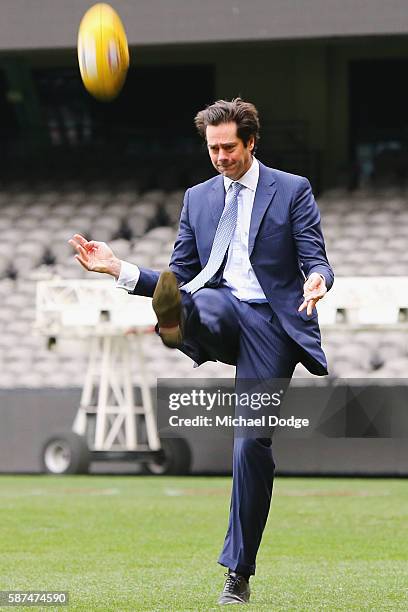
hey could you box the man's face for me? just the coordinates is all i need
[206,122,254,181]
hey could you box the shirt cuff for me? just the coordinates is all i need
[307,272,326,284]
[115,260,141,292]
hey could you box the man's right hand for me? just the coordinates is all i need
[68,234,121,278]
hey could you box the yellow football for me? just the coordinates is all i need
[77,3,129,101]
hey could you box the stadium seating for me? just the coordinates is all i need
[0,181,407,388]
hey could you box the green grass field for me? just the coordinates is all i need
[0,475,407,611]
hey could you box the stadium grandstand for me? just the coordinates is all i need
[0,0,408,473]
[1,182,408,387]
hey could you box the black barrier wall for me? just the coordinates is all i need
[0,386,407,475]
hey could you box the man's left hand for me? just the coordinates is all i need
[298,272,327,316]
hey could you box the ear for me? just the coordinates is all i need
[248,136,255,152]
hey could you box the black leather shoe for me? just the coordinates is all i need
[218,572,250,605]
[152,270,183,348]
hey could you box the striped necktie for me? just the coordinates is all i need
[182,181,243,294]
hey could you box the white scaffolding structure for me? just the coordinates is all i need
[36,280,161,468]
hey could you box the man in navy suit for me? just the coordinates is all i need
[70,98,333,606]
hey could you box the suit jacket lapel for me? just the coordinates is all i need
[199,176,225,263]
[248,163,277,257]
[209,175,225,226]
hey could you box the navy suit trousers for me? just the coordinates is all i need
[178,287,300,576]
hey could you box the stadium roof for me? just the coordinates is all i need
[0,0,408,51]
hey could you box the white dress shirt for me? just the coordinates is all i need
[116,157,267,301]
[221,157,266,301]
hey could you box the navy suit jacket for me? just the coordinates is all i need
[132,161,334,375]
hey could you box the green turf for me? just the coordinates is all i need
[0,475,407,611]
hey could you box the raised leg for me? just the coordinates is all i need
[180,287,240,365]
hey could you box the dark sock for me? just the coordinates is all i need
[229,570,250,582]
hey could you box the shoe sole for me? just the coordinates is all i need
[218,597,249,605]
[152,270,183,348]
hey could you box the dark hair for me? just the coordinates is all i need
[194,98,260,150]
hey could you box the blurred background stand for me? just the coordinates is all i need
[35,280,191,475]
